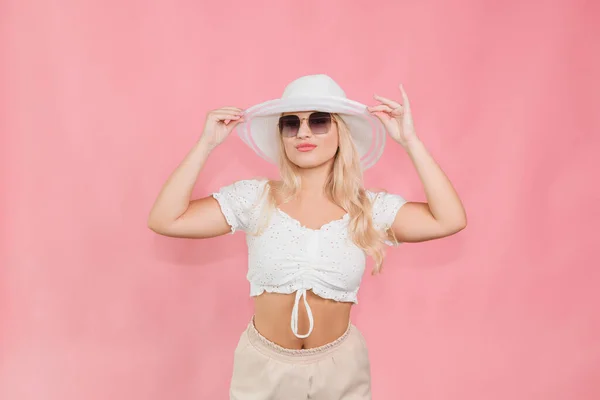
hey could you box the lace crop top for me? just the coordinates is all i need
[212,179,407,338]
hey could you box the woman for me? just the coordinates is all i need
[148,74,466,399]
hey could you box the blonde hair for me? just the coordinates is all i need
[254,114,394,274]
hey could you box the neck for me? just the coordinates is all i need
[296,160,333,196]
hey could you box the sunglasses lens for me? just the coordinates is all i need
[279,116,300,137]
[309,112,331,134]
[278,112,332,137]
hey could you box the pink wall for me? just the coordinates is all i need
[2,0,599,398]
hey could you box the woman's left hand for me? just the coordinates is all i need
[367,84,419,148]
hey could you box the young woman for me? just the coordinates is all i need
[148,74,466,399]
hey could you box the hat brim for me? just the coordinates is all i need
[235,96,386,170]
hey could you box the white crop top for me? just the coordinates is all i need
[212,179,407,338]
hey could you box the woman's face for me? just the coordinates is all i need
[279,111,339,169]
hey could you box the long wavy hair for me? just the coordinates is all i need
[254,114,394,274]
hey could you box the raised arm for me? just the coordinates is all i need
[368,85,467,243]
[147,107,245,238]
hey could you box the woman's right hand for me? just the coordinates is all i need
[199,107,245,150]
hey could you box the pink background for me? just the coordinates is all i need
[2,0,599,399]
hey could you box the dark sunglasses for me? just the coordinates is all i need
[278,112,333,138]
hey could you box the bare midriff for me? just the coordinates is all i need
[253,290,352,350]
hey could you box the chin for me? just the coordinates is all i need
[288,154,334,169]
[291,160,323,169]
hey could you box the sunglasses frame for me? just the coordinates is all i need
[278,112,336,138]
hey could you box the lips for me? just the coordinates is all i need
[296,144,317,152]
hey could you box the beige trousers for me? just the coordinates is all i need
[229,320,372,399]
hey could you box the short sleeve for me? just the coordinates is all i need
[368,190,408,245]
[212,179,266,234]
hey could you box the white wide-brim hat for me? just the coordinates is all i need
[235,74,386,170]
